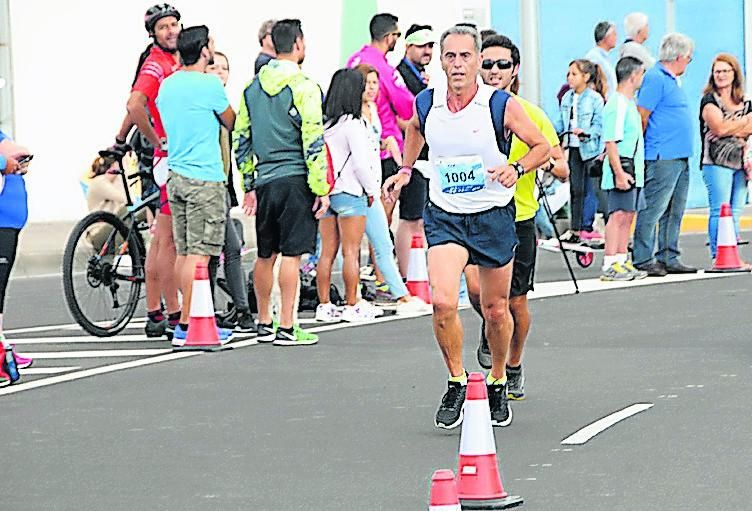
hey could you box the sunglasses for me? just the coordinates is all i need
[390,31,402,38]
[481,58,513,71]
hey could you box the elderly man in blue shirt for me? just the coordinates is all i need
[633,32,697,276]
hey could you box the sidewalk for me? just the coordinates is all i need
[11,206,752,278]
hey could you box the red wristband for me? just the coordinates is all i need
[398,166,413,177]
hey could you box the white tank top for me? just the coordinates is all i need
[423,84,515,214]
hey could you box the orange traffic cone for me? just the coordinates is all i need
[174,262,231,352]
[406,233,431,304]
[428,469,461,511]
[707,203,751,273]
[457,372,523,510]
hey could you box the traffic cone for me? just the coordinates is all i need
[406,232,431,304]
[457,372,523,510]
[707,203,751,273]
[174,262,230,352]
[428,469,461,511]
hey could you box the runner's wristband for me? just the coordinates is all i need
[397,166,413,177]
[512,162,525,178]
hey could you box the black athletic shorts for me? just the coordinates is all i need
[510,218,537,297]
[381,157,428,221]
[255,175,317,258]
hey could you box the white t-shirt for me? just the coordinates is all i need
[423,84,514,214]
[363,102,383,188]
[569,93,580,147]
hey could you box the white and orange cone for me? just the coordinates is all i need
[428,469,461,511]
[406,232,431,304]
[456,372,523,510]
[708,203,751,273]
[174,262,230,352]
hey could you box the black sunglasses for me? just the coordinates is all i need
[481,58,513,71]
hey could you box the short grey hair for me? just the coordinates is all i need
[440,24,481,54]
[624,12,648,39]
[659,32,694,62]
[594,21,615,43]
[258,19,276,44]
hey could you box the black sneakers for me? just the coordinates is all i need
[256,322,276,343]
[476,320,492,369]
[145,317,167,338]
[506,365,525,400]
[488,382,513,427]
[235,310,257,333]
[435,381,467,430]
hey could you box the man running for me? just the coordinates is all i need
[234,19,329,346]
[383,25,550,429]
[115,3,181,338]
[476,34,569,400]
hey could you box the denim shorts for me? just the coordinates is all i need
[424,201,518,268]
[323,192,368,218]
[607,187,646,214]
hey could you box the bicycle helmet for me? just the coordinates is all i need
[144,4,181,34]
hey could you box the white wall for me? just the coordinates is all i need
[10,0,342,222]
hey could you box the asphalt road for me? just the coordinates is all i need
[1,233,751,510]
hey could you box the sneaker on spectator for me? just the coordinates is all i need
[600,262,634,282]
[623,260,648,280]
[579,230,603,241]
[217,327,233,344]
[171,325,188,348]
[145,316,167,338]
[315,302,341,322]
[374,288,399,305]
[559,230,581,244]
[361,300,384,318]
[256,322,276,343]
[395,296,431,315]
[359,265,376,281]
[273,325,319,346]
[341,303,374,322]
[11,345,33,370]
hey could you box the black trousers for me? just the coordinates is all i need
[0,228,20,314]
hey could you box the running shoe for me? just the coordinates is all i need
[559,230,581,244]
[600,262,634,282]
[359,265,376,281]
[256,322,276,343]
[1,345,20,383]
[623,260,648,280]
[341,303,374,322]
[315,302,341,322]
[170,325,232,348]
[506,365,525,400]
[435,381,466,429]
[11,346,33,370]
[235,310,257,333]
[145,316,167,338]
[273,326,318,346]
[488,381,513,427]
[361,300,384,318]
[476,320,492,370]
[579,230,603,241]
[395,297,431,315]
[0,346,13,387]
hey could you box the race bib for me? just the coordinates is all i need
[436,155,485,194]
[153,156,169,186]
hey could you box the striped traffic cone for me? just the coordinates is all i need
[457,372,523,510]
[406,232,431,304]
[707,203,751,273]
[174,262,230,352]
[428,469,461,511]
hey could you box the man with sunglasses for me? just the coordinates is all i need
[383,25,550,429]
[348,14,414,224]
[477,34,569,401]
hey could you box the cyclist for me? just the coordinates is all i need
[115,4,182,338]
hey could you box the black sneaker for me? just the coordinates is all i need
[476,320,491,370]
[145,317,167,338]
[488,382,513,427]
[235,310,257,333]
[216,309,237,330]
[506,365,525,400]
[559,230,581,244]
[435,381,466,430]
[256,322,276,343]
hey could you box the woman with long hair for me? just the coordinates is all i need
[553,59,606,243]
[699,53,752,263]
[315,69,381,322]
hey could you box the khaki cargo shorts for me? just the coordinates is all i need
[166,171,227,256]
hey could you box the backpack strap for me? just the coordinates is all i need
[489,89,512,156]
[415,88,435,138]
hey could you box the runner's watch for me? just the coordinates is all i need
[512,162,525,178]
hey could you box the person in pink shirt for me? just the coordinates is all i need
[347,13,415,222]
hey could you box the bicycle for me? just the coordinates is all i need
[62,145,157,336]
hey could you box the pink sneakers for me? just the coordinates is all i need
[12,346,33,369]
[579,230,603,241]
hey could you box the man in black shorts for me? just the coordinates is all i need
[395,23,434,277]
[234,19,329,346]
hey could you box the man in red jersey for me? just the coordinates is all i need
[115,4,182,338]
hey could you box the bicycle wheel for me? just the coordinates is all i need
[62,211,143,336]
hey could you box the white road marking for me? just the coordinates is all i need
[16,349,172,359]
[12,335,159,344]
[561,403,654,445]
[0,352,199,396]
[20,367,81,375]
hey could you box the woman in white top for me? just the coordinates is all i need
[316,69,381,323]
